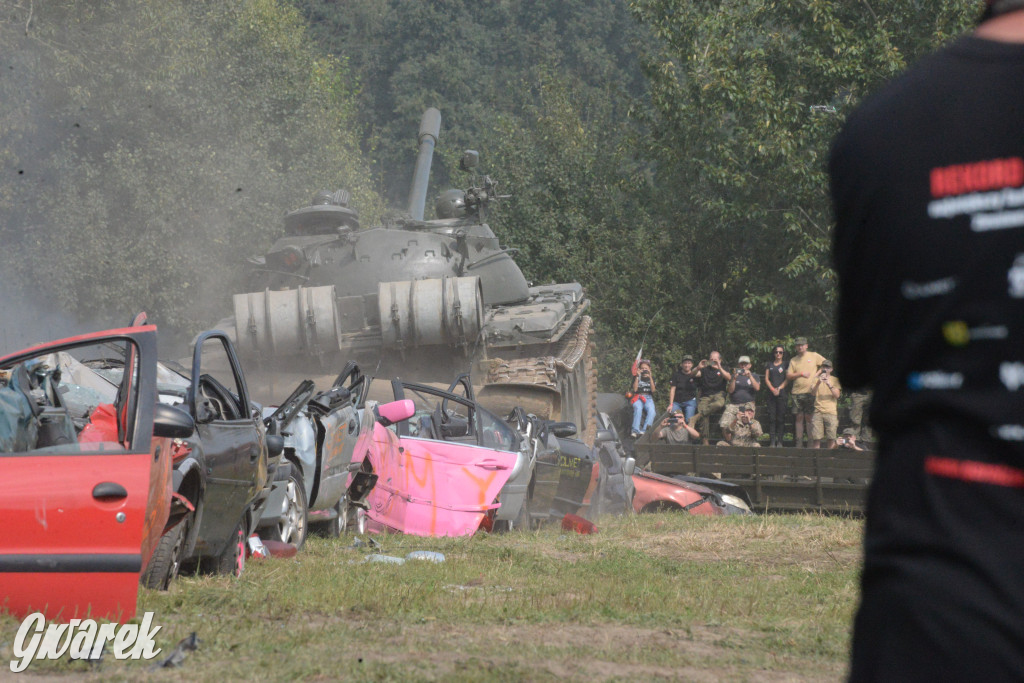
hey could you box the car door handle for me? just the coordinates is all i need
[478,460,509,470]
[92,482,128,500]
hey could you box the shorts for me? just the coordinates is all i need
[792,392,815,415]
[811,412,838,441]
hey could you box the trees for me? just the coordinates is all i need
[628,0,978,361]
[0,1,378,336]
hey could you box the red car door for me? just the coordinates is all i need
[0,325,163,622]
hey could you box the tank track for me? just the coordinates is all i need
[480,316,598,445]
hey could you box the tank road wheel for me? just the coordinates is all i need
[141,514,191,591]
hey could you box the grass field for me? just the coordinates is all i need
[0,513,863,681]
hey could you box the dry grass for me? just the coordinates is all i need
[0,513,863,681]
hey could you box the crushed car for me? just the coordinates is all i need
[138,330,285,589]
[0,321,192,620]
[347,377,521,537]
[255,362,371,547]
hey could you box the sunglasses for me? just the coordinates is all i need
[774,350,784,354]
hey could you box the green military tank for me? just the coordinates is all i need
[219,109,597,444]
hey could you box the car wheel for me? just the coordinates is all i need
[214,518,246,577]
[140,514,190,591]
[266,472,309,549]
[326,498,345,538]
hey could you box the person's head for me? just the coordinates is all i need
[737,355,751,370]
[639,360,651,375]
[681,354,694,372]
[772,345,785,361]
[842,427,857,443]
[820,359,833,376]
[794,337,809,355]
[709,350,722,364]
[740,402,755,423]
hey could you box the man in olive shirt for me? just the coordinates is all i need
[786,337,826,447]
[810,359,841,449]
[652,411,700,445]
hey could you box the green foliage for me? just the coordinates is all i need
[0,1,380,335]
[627,0,978,368]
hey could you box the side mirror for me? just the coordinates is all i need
[153,403,195,439]
[376,399,416,426]
[459,150,479,171]
[266,434,284,458]
[623,457,636,477]
[549,422,577,438]
[595,429,615,444]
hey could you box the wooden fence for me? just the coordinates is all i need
[634,442,875,514]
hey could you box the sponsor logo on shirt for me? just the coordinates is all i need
[907,371,964,391]
[1009,254,1024,298]
[994,424,1024,442]
[901,276,956,300]
[1000,362,1024,391]
[942,321,1009,347]
[927,157,1024,232]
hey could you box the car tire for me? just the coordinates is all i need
[266,471,308,549]
[325,498,345,538]
[140,514,190,591]
[214,518,246,577]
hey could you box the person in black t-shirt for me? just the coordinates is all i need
[692,350,731,445]
[763,345,789,447]
[668,355,698,423]
[830,3,1024,679]
[720,355,760,437]
[629,359,657,438]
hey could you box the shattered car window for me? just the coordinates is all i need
[0,340,142,454]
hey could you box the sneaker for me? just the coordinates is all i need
[630,430,640,439]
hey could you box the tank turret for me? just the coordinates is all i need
[222,109,597,443]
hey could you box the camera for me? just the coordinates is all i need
[820,372,828,380]
[667,416,680,424]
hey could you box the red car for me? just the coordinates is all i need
[0,324,192,621]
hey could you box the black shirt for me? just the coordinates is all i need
[669,368,697,402]
[695,365,725,396]
[729,373,756,404]
[765,362,787,390]
[831,35,1024,680]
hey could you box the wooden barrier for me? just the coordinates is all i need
[635,442,875,514]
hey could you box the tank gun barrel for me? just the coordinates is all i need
[406,108,442,221]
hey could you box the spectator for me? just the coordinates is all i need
[716,402,762,447]
[692,351,731,445]
[668,355,698,424]
[786,337,826,447]
[764,345,789,447]
[629,359,656,438]
[720,355,760,435]
[810,360,841,449]
[847,389,874,443]
[835,428,864,451]
[830,6,1024,677]
[652,411,700,445]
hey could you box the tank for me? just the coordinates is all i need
[221,109,597,444]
